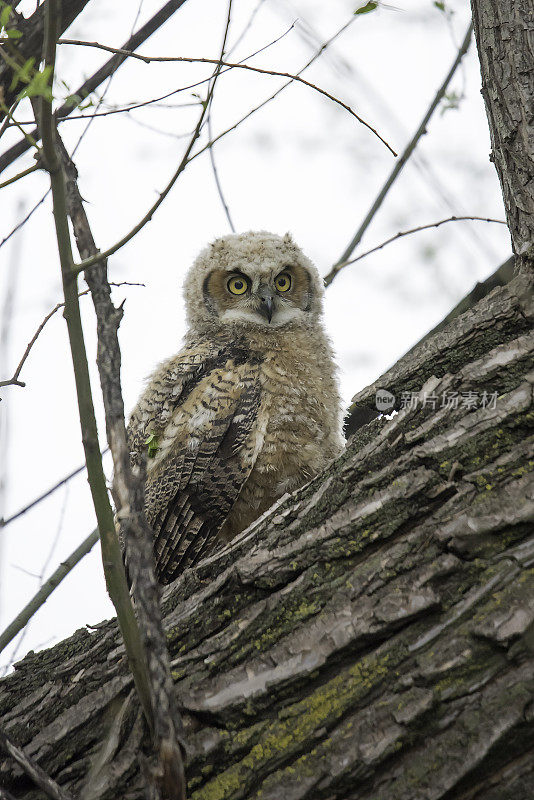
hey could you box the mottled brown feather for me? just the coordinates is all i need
[127,340,263,583]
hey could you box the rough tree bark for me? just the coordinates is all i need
[1,1,533,798]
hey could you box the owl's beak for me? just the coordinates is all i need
[257,290,274,323]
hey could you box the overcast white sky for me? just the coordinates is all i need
[0,0,511,671]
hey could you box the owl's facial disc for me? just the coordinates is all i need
[205,265,312,328]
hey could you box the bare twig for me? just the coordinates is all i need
[0,163,39,189]
[68,0,149,170]
[0,283,144,388]
[0,18,344,255]
[0,297,72,389]
[207,112,235,231]
[326,215,507,280]
[0,0,191,175]
[0,525,99,656]
[71,19,361,273]
[0,101,41,152]
[56,39,396,155]
[1,451,108,529]
[0,190,49,251]
[2,484,69,669]
[0,98,21,140]
[323,22,474,287]
[206,3,236,232]
[0,729,73,800]
[227,0,266,56]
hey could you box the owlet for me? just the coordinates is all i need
[127,231,344,584]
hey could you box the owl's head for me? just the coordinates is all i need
[183,231,324,332]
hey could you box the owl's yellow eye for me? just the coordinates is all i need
[227,275,248,295]
[275,272,291,292]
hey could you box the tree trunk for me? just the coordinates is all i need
[470,0,534,256]
[1,1,533,798]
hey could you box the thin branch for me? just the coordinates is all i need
[0,526,99,657]
[323,22,474,287]
[206,4,236,232]
[0,97,20,141]
[0,189,49,251]
[0,451,108,529]
[56,39,396,155]
[0,283,144,388]
[37,0,154,733]
[326,215,507,280]
[0,0,191,175]
[207,112,235,231]
[227,0,266,57]
[0,729,74,800]
[0,162,39,189]
[0,102,41,152]
[0,296,74,388]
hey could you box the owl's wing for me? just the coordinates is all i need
[127,340,264,584]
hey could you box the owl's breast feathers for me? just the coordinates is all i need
[127,332,342,584]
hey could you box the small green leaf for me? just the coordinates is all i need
[16,56,35,83]
[0,3,12,29]
[145,433,160,458]
[433,1,446,10]
[21,64,53,101]
[6,27,22,38]
[440,90,461,115]
[354,1,378,14]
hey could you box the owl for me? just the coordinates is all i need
[127,231,344,584]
